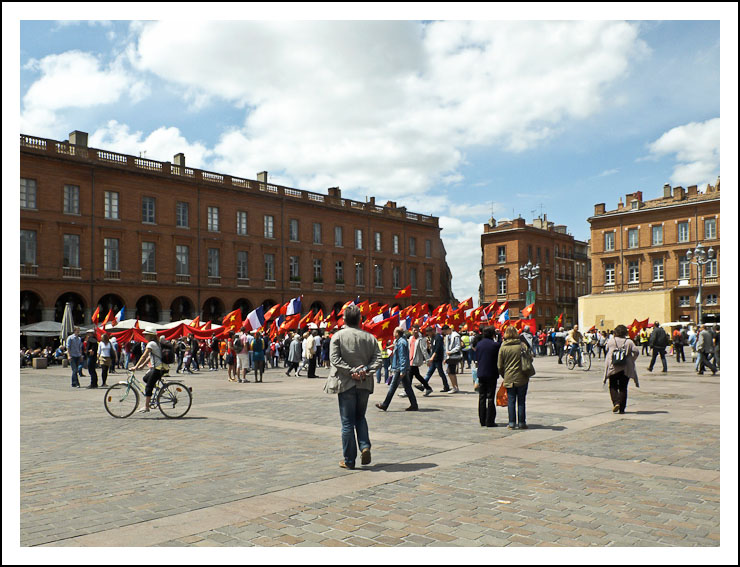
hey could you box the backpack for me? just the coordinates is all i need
[159,340,176,364]
[234,336,244,353]
[611,338,628,366]
[520,344,535,378]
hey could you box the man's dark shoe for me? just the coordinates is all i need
[375,403,387,411]
[405,406,419,411]
[487,423,498,427]
[361,448,371,465]
[441,387,451,392]
[414,384,425,392]
[86,385,98,389]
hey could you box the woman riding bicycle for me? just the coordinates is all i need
[130,329,169,413]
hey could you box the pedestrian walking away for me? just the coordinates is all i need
[603,324,640,414]
[420,326,451,393]
[696,324,718,375]
[376,327,418,412]
[324,305,381,470]
[647,321,669,373]
[475,326,501,427]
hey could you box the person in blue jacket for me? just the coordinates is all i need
[475,326,501,427]
[376,327,418,412]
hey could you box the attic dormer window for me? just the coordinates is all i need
[631,200,639,210]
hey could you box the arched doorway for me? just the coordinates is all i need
[96,293,124,321]
[261,298,278,313]
[233,298,253,319]
[136,295,161,323]
[20,291,43,326]
[202,297,225,323]
[332,301,344,317]
[310,300,326,315]
[55,292,87,325]
[170,296,195,321]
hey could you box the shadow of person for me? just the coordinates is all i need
[363,462,438,473]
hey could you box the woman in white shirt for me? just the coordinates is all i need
[97,334,115,386]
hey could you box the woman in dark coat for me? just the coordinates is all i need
[474,326,501,427]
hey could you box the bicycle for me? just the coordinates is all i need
[104,369,193,418]
[566,345,592,371]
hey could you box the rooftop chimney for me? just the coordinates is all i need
[673,186,685,201]
[69,130,88,147]
[257,171,268,183]
[174,153,185,167]
[663,183,672,198]
[594,203,606,215]
[385,201,396,209]
[328,187,341,197]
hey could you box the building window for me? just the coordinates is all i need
[426,269,433,291]
[410,267,417,290]
[176,245,189,275]
[604,233,615,252]
[264,215,275,239]
[678,296,690,307]
[704,218,716,239]
[545,278,550,295]
[335,261,344,283]
[631,200,639,210]
[425,239,432,258]
[392,266,401,289]
[237,211,248,235]
[545,248,550,265]
[678,256,691,280]
[536,277,541,293]
[628,228,639,249]
[63,185,80,214]
[355,229,363,250]
[652,225,663,246]
[605,263,615,285]
[20,230,36,264]
[176,202,189,228]
[374,232,382,252]
[313,259,322,282]
[207,206,219,232]
[334,226,343,247]
[104,191,119,219]
[289,219,299,241]
[237,251,248,279]
[706,294,718,306]
[678,221,689,243]
[497,246,506,263]
[652,258,664,282]
[706,258,717,278]
[289,255,300,280]
[393,235,400,254]
[628,260,639,283]
[207,248,220,277]
[313,222,322,245]
[537,247,541,264]
[355,262,365,286]
[555,244,560,257]
[497,273,507,295]
[141,242,156,273]
[374,264,383,288]
[21,178,37,209]
[104,238,119,271]
[528,245,533,261]
[409,237,416,257]
[142,196,156,224]
[264,254,275,281]
[63,234,80,268]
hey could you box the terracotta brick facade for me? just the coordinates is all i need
[20,133,453,325]
[480,215,590,329]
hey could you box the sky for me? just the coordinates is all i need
[8,6,736,306]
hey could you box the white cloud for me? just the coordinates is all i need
[647,118,720,187]
[597,168,620,177]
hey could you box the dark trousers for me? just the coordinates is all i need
[477,378,497,426]
[409,365,431,390]
[307,356,317,377]
[101,362,110,386]
[674,344,685,362]
[88,358,98,387]
[698,352,717,374]
[507,383,528,426]
[609,371,629,412]
[287,361,299,374]
[648,348,667,372]
[555,343,565,363]
[380,371,418,409]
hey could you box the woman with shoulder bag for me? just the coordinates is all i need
[97,333,115,387]
[497,326,533,429]
[604,324,640,414]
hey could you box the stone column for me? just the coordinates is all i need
[158,309,172,323]
[41,308,56,322]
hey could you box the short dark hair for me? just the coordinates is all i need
[614,325,628,338]
[344,305,362,327]
[482,326,495,339]
[441,325,450,331]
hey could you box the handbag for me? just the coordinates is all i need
[496,383,508,407]
[225,353,235,365]
[520,345,536,378]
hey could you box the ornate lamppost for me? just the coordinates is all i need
[519,260,540,308]
[686,242,715,325]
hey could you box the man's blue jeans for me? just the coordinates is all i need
[70,356,82,386]
[423,360,449,390]
[337,387,371,467]
[507,383,529,426]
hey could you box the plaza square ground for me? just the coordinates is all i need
[16,354,725,550]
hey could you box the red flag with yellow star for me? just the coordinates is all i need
[457,297,473,311]
[521,303,535,318]
[366,314,399,342]
[628,318,640,340]
[222,309,242,332]
[395,285,412,299]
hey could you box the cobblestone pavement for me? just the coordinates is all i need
[16,356,724,549]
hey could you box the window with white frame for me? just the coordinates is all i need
[392,266,400,289]
[104,191,119,219]
[652,258,664,281]
[409,237,416,257]
[21,179,37,209]
[334,226,343,247]
[207,248,220,277]
[237,211,248,236]
[176,202,189,228]
[207,206,219,232]
[393,235,400,254]
[652,225,663,246]
[426,269,433,290]
[355,262,365,286]
[705,258,717,277]
[264,215,274,238]
[355,229,363,250]
[374,232,382,252]
[410,267,417,289]
[628,228,639,249]
[313,222,322,244]
[497,273,507,295]
[605,263,615,285]
[176,245,189,275]
[313,258,322,282]
[678,256,691,280]
[64,185,80,214]
[104,238,119,271]
[264,253,275,280]
[704,218,716,239]
[63,234,80,268]
[289,256,300,280]
[141,242,156,273]
[678,295,690,307]
[498,246,506,263]
[374,264,383,288]
[237,251,248,279]
[289,219,299,241]
[628,260,639,283]
[142,196,156,224]
[705,294,718,305]
[425,239,432,258]
[20,230,36,264]
[678,221,689,243]
[335,261,344,283]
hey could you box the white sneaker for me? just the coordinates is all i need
[399,392,408,398]
[450,388,459,394]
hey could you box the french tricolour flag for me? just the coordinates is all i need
[285,296,302,316]
[114,306,125,323]
[498,309,510,325]
[245,306,266,331]
[372,309,390,324]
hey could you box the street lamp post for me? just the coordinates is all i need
[686,242,715,325]
[519,260,540,307]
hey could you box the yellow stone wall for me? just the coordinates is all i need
[578,290,674,330]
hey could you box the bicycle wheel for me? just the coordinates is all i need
[566,356,575,370]
[156,382,192,418]
[583,352,592,371]
[104,383,139,418]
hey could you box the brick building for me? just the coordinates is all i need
[479,215,590,329]
[580,180,720,328]
[19,131,454,326]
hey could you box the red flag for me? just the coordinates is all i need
[190,315,200,328]
[494,301,509,317]
[519,318,537,333]
[313,310,324,325]
[264,304,281,322]
[134,319,141,329]
[521,303,535,318]
[366,314,399,342]
[299,310,314,328]
[91,306,101,324]
[483,301,499,320]
[447,307,466,329]
[457,297,473,311]
[101,309,115,327]
[556,313,564,329]
[588,325,597,332]
[432,304,448,317]
[628,318,640,340]
[395,285,412,299]
[222,308,242,332]
[279,314,301,333]
[639,318,650,330]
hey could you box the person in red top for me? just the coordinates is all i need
[226,331,237,382]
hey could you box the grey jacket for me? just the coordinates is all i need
[696,330,715,354]
[603,336,640,386]
[324,327,382,394]
[288,338,302,363]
